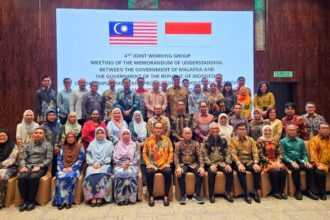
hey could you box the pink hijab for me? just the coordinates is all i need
[111,108,125,129]
[114,128,136,161]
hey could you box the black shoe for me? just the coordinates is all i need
[148,196,155,207]
[273,193,282,200]
[294,190,302,200]
[26,202,36,211]
[209,195,215,203]
[281,193,288,200]
[65,204,72,209]
[244,195,252,204]
[319,194,327,201]
[19,202,28,212]
[58,203,66,210]
[90,202,96,207]
[0,204,3,209]
[124,200,129,206]
[163,196,170,206]
[306,190,319,200]
[224,192,234,203]
[252,191,261,203]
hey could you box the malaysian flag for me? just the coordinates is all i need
[109,21,157,45]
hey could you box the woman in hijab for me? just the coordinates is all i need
[113,129,139,205]
[257,125,287,200]
[82,110,107,151]
[107,108,128,138]
[42,110,62,176]
[188,84,208,116]
[83,127,114,207]
[218,113,234,143]
[128,111,147,143]
[56,112,82,148]
[0,129,18,209]
[53,132,85,210]
[249,108,270,141]
[16,110,39,161]
[237,86,252,120]
[207,82,225,119]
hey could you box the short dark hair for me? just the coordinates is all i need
[41,75,50,81]
[177,100,185,104]
[237,76,245,81]
[90,81,98,86]
[305,101,316,108]
[63,78,72,84]
[234,103,242,108]
[319,122,329,129]
[172,75,180,80]
[122,78,131,83]
[137,77,144,82]
[284,102,296,109]
[182,79,189,83]
[236,123,247,130]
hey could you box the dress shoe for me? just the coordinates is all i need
[65,204,72,209]
[58,203,66,210]
[273,193,282,200]
[294,190,302,200]
[224,192,234,203]
[281,193,288,200]
[209,195,215,203]
[26,202,36,211]
[244,195,252,204]
[252,191,261,203]
[319,194,327,201]
[19,202,28,212]
[0,204,3,209]
[148,196,155,207]
[124,200,129,205]
[306,190,319,200]
[163,196,170,206]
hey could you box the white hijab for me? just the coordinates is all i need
[16,110,39,143]
[132,111,147,140]
[218,113,233,142]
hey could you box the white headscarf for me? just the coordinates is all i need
[16,110,39,143]
[218,113,233,142]
[259,125,273,142]
[64,112,81,135]
[132,111,147,140]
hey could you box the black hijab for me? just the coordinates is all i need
[0,129,15,163]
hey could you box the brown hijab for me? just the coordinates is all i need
[63,131,81,168]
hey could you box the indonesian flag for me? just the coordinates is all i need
[165,22,212,47]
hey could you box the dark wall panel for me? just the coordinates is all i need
[1,0,329,137]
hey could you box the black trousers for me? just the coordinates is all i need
[146,168,172,197]
[51,154,58,177]
[286,162,314,192]
[268,168,287,194]
[314,167,329,195]
[208,165,233,196]
[18,168,47,203]
[177,165,203,196]
[233,163,261,195]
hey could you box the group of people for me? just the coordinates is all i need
[0,74,329,212]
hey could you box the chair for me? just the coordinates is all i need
[175,172,203,200]
[146,172,174,200]
[3,176,17,207]
[260,171,288,197]
[51,173,85,205]
[233,171,254,197]
[203,172,227,198]
[15,166,52,206]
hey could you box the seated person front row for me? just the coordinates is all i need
[2,123,330,211]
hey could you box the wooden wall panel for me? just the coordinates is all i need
[1,0,329,137]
